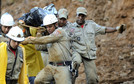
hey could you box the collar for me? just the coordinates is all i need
[7,42,18,51]
[73,20,88,28]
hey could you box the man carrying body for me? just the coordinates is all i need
[22,14,74,84]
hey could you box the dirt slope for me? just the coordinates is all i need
[1,0,134,83]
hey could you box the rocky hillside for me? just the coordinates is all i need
[1,0,134,83]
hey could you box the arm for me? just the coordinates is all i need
[35,44,47,51]
[24,35,62,44]
[105,27,117,33]
[22,29,63,44]
[93,20,126,34]
[105,24,126,33]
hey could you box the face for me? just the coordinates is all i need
[58,18,67,27]
[1,25,12,34]
[46,24,56,34]
[76,14,86,25]
[10,40,20,49]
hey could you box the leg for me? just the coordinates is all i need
[53,66,72,84]
[72,51,82,64]
[29,76,36,84]
[34,65,53,84]
[82,58,98,84]
[72,52,82,84]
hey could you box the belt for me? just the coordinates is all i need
[49,61,72,66]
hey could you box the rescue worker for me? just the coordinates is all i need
[0,12,15,42]
[58,8,80,84]
[22,14,74,84]
[0,26,28,84]
[71,7,126,84]
[58,8,72,29]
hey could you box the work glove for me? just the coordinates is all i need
[69,61,78,77]
[116,24,126,33]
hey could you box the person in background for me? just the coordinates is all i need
[71,7,126,84]
[0,12,15,42]
[58,8,72,29]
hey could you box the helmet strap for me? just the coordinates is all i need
[54,23,58,29]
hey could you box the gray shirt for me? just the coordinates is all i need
[6,44,23,80]
[71,20,106,59]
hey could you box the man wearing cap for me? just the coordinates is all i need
[58,8,72,31]
[0,26,28,84]
[58,8,81,84]
[0,13,15,42]
[71,7,126,84]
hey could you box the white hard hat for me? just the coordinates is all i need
[43,14,58,26]
[1,12,15,26]
[6,26,24,42]
[76,7,87,16]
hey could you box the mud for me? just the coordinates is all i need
[1,0,134,83]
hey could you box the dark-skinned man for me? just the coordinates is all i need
[71,7,126,84]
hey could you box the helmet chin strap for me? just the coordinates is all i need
[54,23,58,29]
[9,39,17,50]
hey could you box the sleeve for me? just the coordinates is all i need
[92,21,106,35]
[35,44,47,51]
[25,29,63,44]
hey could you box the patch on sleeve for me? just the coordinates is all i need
[53,29,62,36]
[70,28,75,33]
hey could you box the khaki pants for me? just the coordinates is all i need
[82,57,98,84]
[34,65,72,84]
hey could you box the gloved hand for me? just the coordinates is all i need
[116,24,126,33]
[69,61,78,77]
[71,61,77,71]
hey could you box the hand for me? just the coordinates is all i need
[21,36,35,45]
[72,61,77,70]
[19,20,25,24]
[71,61,78,77]
[21,38,29,45]
[37,28,46,34]
[116,24,126,33]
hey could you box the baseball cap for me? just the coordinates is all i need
[76,7,87,16]
[58,8,68,19]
